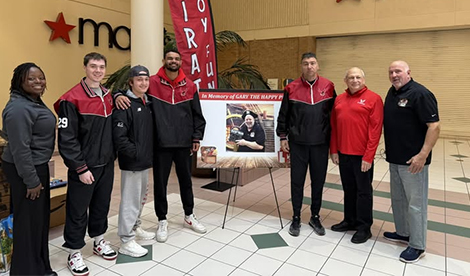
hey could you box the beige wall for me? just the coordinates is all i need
[0,0,132,125]
[163,0,174,32]
[211,0,309,40]
[211,0,470,39]
[316,30,470,138]
[309,0,470,36]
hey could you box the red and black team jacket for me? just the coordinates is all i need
[54,78,114,174]
[148,67,206,148]
[277,76,336,145]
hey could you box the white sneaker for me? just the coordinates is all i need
[119,240,148,257]
[156,220,168,243]
[135,226,156,240]
[93,239,118,260]
[184,214,207,234]
[67,252,89,276]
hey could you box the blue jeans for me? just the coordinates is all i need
[389,163,429,250]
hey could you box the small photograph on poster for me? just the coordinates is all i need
[200,146,217,164]
[197,89,288,169]
[226,104,275,153]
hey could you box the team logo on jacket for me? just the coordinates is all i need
[137,107,142,112]
[117,122,124,127]
[398,98,408,107]
[181,89,187,97]
[358,99,366,105]
[250,132,255,138]
[320,90,326,96]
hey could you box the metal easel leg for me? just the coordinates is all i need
[233,168,240,202]
[222,167,240,229]
[269,167,283,229]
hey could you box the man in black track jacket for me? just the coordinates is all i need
[277,52,336,237]
[113,65,156,258]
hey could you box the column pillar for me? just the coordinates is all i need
[131,0,164,74]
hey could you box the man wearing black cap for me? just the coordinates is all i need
[277,52,336,237]
[113,65,155,258]
[236,110,265,152]
[115,49,206,244]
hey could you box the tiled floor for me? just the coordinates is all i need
[42,138,470,276]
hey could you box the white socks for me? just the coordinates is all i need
[94,234,104,245]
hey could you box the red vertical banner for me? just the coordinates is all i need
[168,0,218,89]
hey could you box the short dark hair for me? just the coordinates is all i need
[301,52,317,63]
[10,62,45,93]
[164,48,181,59]
[83,52,107,66]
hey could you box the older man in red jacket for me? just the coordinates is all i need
[330,67,383,244]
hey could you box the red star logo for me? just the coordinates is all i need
[44,12,76,43]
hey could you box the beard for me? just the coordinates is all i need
[165,63,180,72]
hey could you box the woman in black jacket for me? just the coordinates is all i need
[1,63,57,276]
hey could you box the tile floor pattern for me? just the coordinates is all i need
[38,138,470,275]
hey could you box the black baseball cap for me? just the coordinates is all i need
[129,65,149,78]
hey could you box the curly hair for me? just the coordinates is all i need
[10,63,46,93]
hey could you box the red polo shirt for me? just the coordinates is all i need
[330,86,383,164]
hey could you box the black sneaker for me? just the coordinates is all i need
[288,216,301,237]
[331,221,356,232]
[399,246,425,263]
[383,232,409,244]
[309,216,325,236]
[351,230,372,244]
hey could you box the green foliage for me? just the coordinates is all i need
[103,30,269,91]
[0,235,12,255]
[103,62,130,92]
[218,58,270,89]
[215,30,246,50]
[164,30,177,53]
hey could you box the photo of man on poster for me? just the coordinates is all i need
[226,104,275,153]
[236,110,265,152]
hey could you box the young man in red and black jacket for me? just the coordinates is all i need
[116,49,206,243]
[55,52,117,276]
[277,52,336,237]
